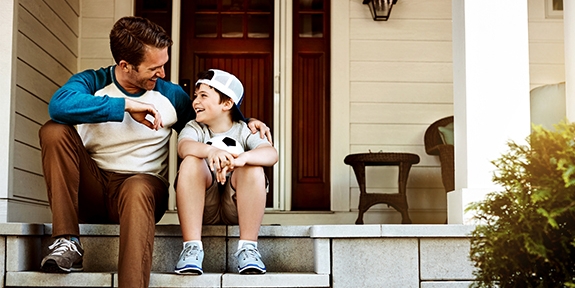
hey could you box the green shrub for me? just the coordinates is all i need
[468,121,575,288]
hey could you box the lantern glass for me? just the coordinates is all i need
[364,0,396,21]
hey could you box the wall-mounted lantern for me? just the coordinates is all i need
[363,0,398,21]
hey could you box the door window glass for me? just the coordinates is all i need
[195,14,218,38]
[193,0,272,39]
[299,14,323,38]
[299,0,323,10]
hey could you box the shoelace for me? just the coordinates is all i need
[235,245,261,261]
[183,245,200,260]
[48,238,82,256]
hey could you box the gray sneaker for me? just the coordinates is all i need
[234,243,266,274]
[41,237,84,273]
[175,243,204,275]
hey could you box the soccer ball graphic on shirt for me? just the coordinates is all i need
[207,135,244,155]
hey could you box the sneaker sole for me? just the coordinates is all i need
[175,266,203,275]
[238,265,266,274]
[41,260,83,273]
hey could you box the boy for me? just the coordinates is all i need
[175,69,278,275]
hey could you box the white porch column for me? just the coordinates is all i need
[448,0,531,224]
[0,1,16,218]
[564,0,575,120]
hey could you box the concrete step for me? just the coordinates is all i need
[34,224,317,273]
[0,222,478,287]
[3,223,330,287]
[6,271,330,287]
[7,224,322,273]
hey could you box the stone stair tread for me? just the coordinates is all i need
[221,272,330,287]
[6,271,330,287]
[6,271,113,287]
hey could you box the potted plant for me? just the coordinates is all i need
[468,121,575,287]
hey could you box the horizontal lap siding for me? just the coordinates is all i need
[79,0,115,71]
[18,33,73,86]
[346,0,565,222]
[351,82,453,103]
[18,8,76,73]
[350,124,427,146]
[348,0,453,220]
[12,0,79,214]
[16,87,50,126]
[19,0,78,54]
[350,103,453,124]
[528,0,565,88]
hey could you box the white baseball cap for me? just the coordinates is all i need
[196,69,246,122]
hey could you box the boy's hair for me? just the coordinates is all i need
[109,16,172,67]
[195,70,245,122]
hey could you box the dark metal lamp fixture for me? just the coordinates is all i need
[363,0,398,21]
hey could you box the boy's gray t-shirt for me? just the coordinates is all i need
[178,120,270,151]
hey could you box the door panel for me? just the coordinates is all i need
[291,0,331,210]
[192,53,273,139]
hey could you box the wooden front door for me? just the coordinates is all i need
[179,0,275,206]
[153,0,331,211]
[291,0,331,210]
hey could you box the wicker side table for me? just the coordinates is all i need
[344,152,420,224]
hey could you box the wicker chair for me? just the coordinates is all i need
[424,116,454,192]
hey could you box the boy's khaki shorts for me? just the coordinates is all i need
[203,174,239,225]
[177,170,268,225]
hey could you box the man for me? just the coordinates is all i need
[38,16,270,287]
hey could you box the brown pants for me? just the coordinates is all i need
[39,120,169,288]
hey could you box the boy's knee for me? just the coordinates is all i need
[177,156,211,188]
[239,166,264,176]
[233,166,265,185]
[179,156,211,179]
[180,156,205,171]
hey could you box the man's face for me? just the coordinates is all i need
[125,47,169,92]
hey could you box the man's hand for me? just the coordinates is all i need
[124,98,163,130]
[247,118,273,145]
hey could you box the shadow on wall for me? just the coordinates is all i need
[530,82,566,130]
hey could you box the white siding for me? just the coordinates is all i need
[341,0,565,224]
[11,0,79,222]
[528,0,565,88]
[79,0,131,71]
[345,0,453,223]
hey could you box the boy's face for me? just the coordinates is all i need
[193,83,232,124]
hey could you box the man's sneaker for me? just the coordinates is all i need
[41,237,84,273]
[175,243,204,275]
[234,243,266,274]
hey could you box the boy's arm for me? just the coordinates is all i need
[178,138,237,174]
[233,143,278,168]
[178,138,210,159]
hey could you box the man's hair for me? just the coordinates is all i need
[109,16,173,67]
